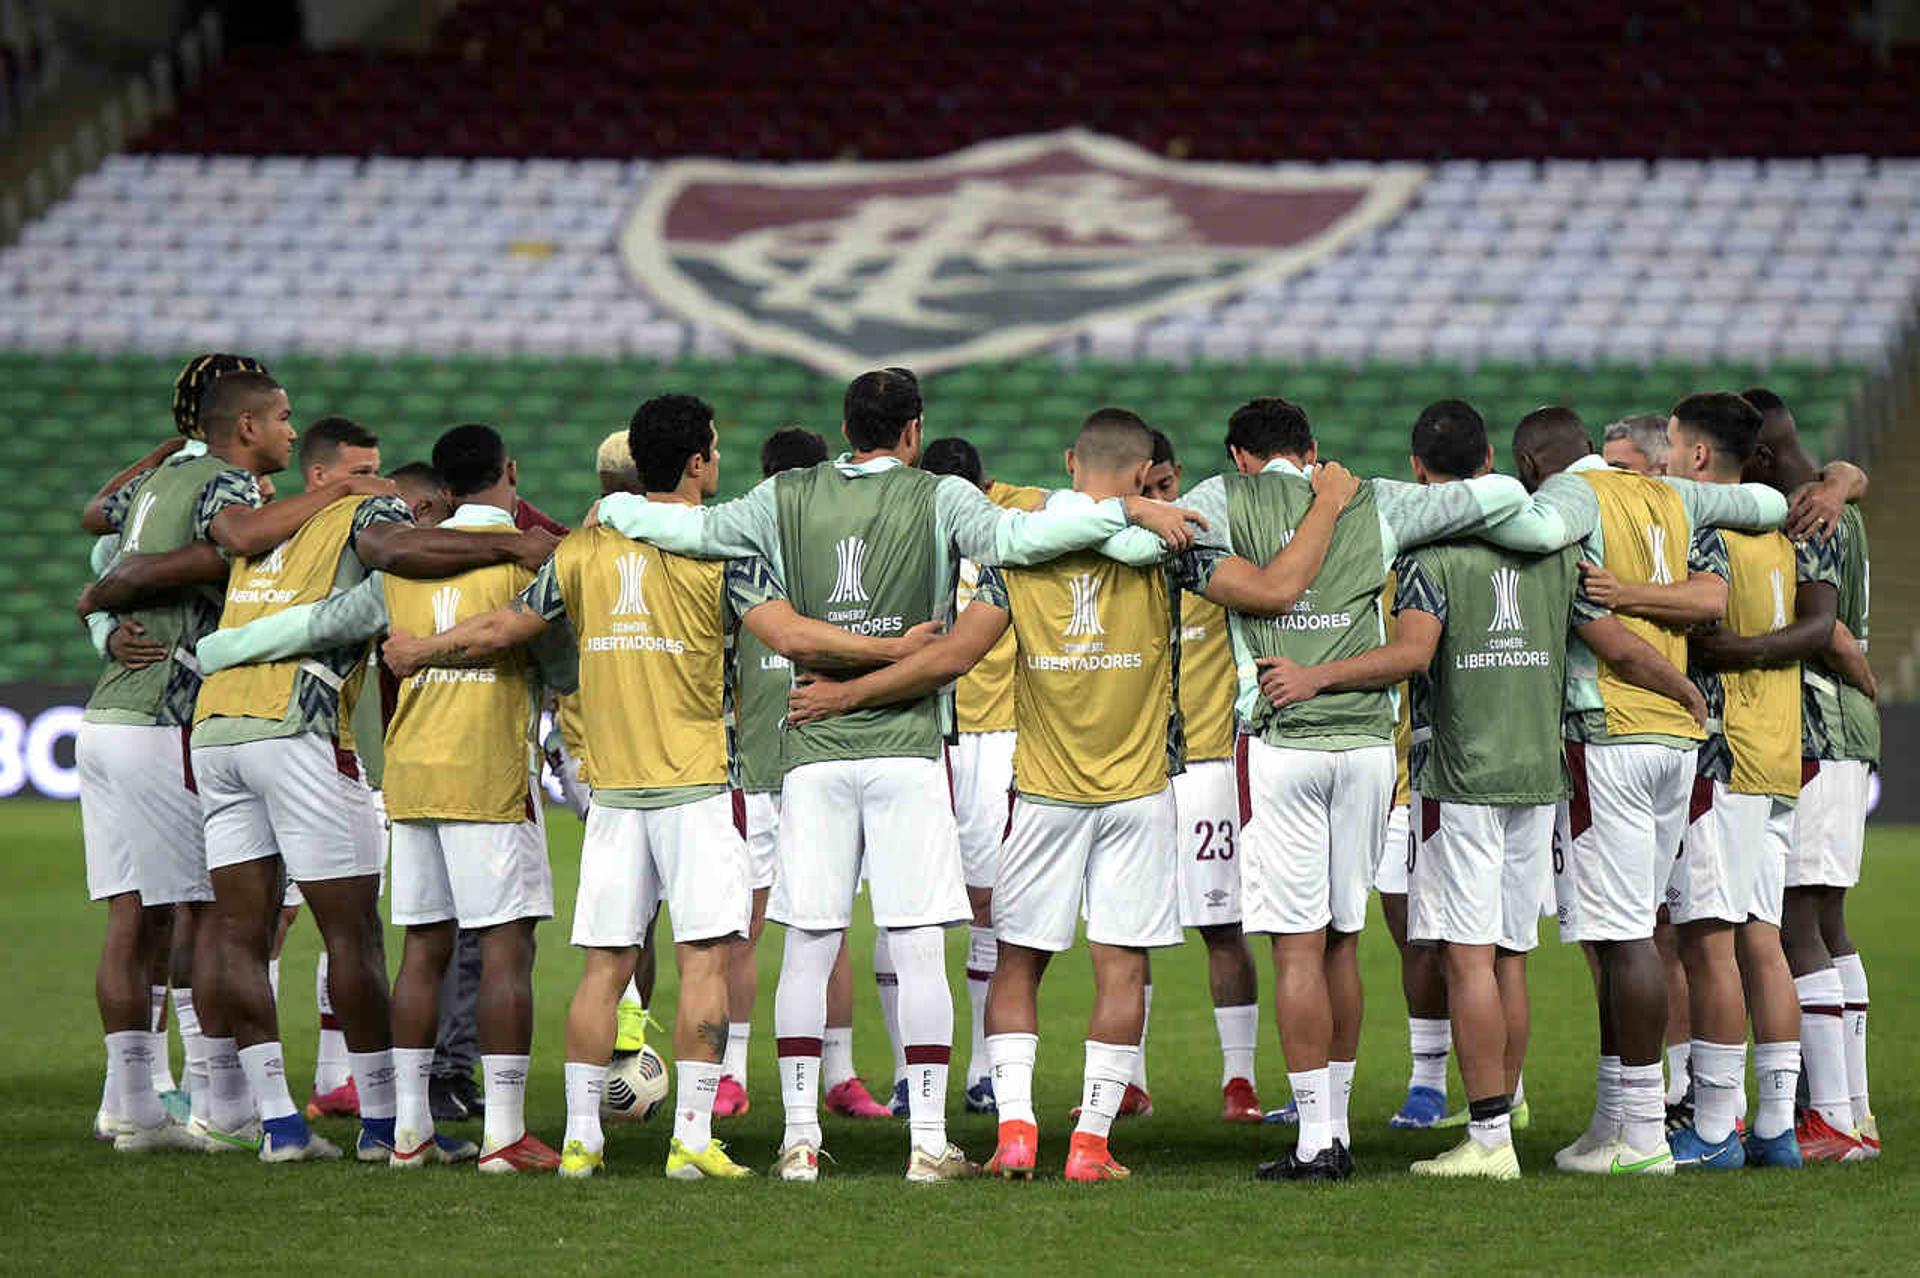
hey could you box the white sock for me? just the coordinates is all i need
[988,1032,1038,1126]
[673,1060,722,1154]
[722,1022,751,1085]
[1752,1040,1800,1140]
[482,1054,529,1151]
[313,951,350,1092]
[821,1026,856,1091]
[1834,952,1871,1125]
[267,957,280,1007]
[621,976,644,1007]
[107,1030,165,1126]
[349,1049,397,1121]
[1589,1054,1623,1141]
[393,1047,435,1144]
[873,931,906,1087]
[205,1036,251,1130]
[1513,1072,1526,1106]
[563,1060,606,1151]
[1408,1017,1449,1095]
[1292,1067,1332,1158]
[147,986,176,1093]
[1796,968,1852,1129]
[889,925,954,1157]
[175,990,209,1116]
[1075,1040,1137,1140]
[1619,1061,1665,1153]
[1689,1040,1745,1144]
[774,927,839,1151]
[965,925,994,1085]
[238,1041,297,1123]
[1664,1041,1692,1106]
[1132,983,1153,1091]
[1328,1058,1356,1146]
[1214,1003,1258,1088]
[1468,1100,1514,1150]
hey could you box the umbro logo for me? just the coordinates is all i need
[613,551,650,616]
[1204,889,1229,907]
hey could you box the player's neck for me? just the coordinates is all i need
[1073,473,1136,502]
[646,481,704,507]
[849,444,911,466]
[458,481,516,515]
[1770,450,1819,493]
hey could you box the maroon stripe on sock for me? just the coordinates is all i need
[966,968,992,983]
[775,1036,823,1058]
[1801,1004,1844,1018]
[904,1045,951,1066]
[319,1013,341,1032]
[874,971,898,988]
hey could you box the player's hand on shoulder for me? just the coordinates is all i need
[106,620,166,669]
[343,474,400,499]
[1311,460,1360,509]
[1256,655,1320,708]
[513,526,562,570]
[1785,478,1845,543]
[1123,494,1207,551]
[582,500,603,529]
[1577,560,1622,607]
[383,628,426,678]
[786,672,854,725]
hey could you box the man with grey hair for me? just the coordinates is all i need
[1602,414,1671,476]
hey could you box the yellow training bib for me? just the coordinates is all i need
[1719,530,1802,798]
[1581,469,1704,741]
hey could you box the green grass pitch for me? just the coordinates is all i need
[4,800,1911,1274]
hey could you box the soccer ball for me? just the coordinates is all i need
[603,1044,669,1122]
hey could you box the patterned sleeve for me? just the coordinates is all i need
[518,557,569,623]
[1795,530,1844,588]
[347,494,414,548]
[100,468,155,532]
[193,468,264,540]
[724,556,787,627]
[1688,527,1729,580]
[1171,546,1226,596]
[1392,551,1446,625]
[973,565,1011,610]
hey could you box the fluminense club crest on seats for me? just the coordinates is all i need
[623,130,1425,377]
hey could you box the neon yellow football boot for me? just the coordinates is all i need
[666,1137,753,1180]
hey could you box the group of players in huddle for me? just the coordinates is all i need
[75,354,1881,1183]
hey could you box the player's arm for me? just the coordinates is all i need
[1576,613,1708,727]
[206,474,398,558]
[943,476,1207,566]
[194,575,390,675]
[741,601,940,671]
[786,602,1010,725]
[1824,621,1876,699]
[1784,460,1868,543]
[77,540,228,616]
[1691,580,1838,671]
[1256,611,1440,709]
[1576,564,1726,626]
[1477,478,1596,555]
[1375,472,1529,554]
[1672,475,1789,535]
[594,481,780,561]
[383,561,565,676]
[354,517,558,577]
[1199,462,1360,615]
[81,439,184,533]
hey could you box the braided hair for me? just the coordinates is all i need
[171,353,270,439]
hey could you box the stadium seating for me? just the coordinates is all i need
[2,349,1870,684]
[133,2,1920,162]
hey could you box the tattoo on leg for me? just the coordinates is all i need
[697,1019,730,1058]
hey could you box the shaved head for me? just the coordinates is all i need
[1511,406,1593,491]
[1073,408,1155,473]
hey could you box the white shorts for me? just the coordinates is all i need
[573,793,749,947]
[1238,737,1394,935]
[1375,802,1412,895]
[1173,759,1241,928]
[391,810,553,929]
[1789,759,1870,888]
[1669,779,1777,926]
[949,731,1015,889]
[770,756,968,931]
[1409,796,1554,952]
[996,789,1182,952]
[1555,741,1695,943]
[732,789,780,890]
[193,734,384,885]
[77,722,208,904]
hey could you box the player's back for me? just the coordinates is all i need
[553,525,728,792]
